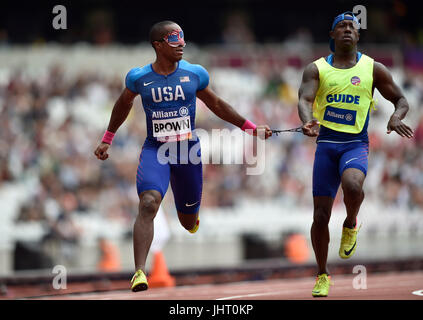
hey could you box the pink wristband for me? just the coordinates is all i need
[241,119,257,134]
[102,130,115,145]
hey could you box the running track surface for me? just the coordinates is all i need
[31,271,423,300]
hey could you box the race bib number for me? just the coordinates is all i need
[152,116,192,142]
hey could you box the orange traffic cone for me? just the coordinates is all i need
[148,251,175,288]
[284,233,310,264]
[97,238,121,272]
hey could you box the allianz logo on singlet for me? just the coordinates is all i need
[152,106,189,119]
[326,94,360,104]
[152,110,178,119]
[151,85,186,103]
[324,105,356,124]
[326,110,352,120]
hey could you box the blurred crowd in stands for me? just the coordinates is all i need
[1,0,423,272]
[1,43,423,270]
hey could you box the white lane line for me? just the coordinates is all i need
[216,279,423,300]
[412,290,423,296]
[216,290,302,300]
[216,284,361,300]
[216,285,352,300]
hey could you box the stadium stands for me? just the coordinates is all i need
[0,44,422,275]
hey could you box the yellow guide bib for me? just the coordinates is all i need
[313,54,375,134]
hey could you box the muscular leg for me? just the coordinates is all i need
[133,190,162,273]
[311,142,340,275]
[311,196,334,275]
[169,142,202,232]
[341,168,365,229]
[177,211,199,230]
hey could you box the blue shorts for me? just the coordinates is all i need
[136,138,202,214]
[313,141,369,198]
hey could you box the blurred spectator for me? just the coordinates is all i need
[85,9,116,45]
[0,29,8,46]
[221,10,255,46]
[42,193,83,266]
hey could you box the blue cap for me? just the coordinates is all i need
[330,11,360,52]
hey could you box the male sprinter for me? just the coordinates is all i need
[94,21,272,292]
[297,12,413,297]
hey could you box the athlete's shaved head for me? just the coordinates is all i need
[149,20,180,46]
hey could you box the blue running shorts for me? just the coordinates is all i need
[312,141,369,198]
[136,137,202,214]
